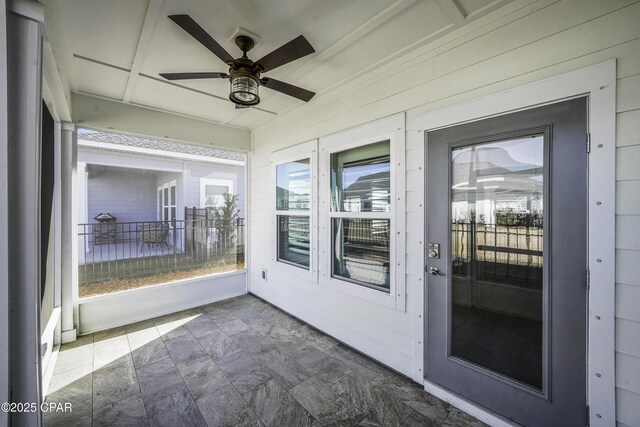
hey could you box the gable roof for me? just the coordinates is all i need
[78,130,245,162]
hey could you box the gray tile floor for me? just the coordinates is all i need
[44,294,487,427]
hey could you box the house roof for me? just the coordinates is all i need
[79,130,245,162]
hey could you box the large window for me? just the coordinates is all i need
[330,141,391,291]
[318,113,405,310]
[276,159,311,269]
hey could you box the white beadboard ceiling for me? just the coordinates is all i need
[43,0,515,130]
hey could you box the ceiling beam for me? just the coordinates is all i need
[122,0,165,103]
[436,0,466,25]
[43,41,72,121]
[72,93,251,151]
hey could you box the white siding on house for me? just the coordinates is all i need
[79,147,246,222]
[186,163,246,218]
[87,167,157,223]
[249,0,640,423]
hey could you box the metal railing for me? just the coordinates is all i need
[78,217,245,292]
[451,222,543,290]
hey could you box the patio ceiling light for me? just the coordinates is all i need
[229,73,260,106]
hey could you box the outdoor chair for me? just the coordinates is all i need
[137,222,170,251]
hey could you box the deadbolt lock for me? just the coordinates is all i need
[428,243,440,258]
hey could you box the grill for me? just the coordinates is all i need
[94,213,117,245]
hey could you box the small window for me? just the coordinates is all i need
[200,179,234,209]
[330,141,391,292]
[204,185,229,208]
[276,159,311,269]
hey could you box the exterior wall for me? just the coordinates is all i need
[79,147,245,223]
[249,0,640,424]
[87,167,158,223]
[186,163,246,218]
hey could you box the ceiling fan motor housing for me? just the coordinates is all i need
[162,15,316,106]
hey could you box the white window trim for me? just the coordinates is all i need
[158,179,177,221]
[270,139,318,282]
[411,60,616,426]
[200,178,234,208]
[319,113,406,311]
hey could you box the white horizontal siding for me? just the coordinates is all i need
[617,283,640,322]
[616,145,640,181]
[616,318,640,358]
[616,388,640,426]
[247,0,640,421]
[617,109,640,147]
[87,168,157,223]
[616,216,640,251]
[616,353,640,396]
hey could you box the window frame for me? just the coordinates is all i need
[271,139,318,282]
[158,179,177,221]
[200,178,234,209]
[319,114,406,310]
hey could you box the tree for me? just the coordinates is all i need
[211,193,239,253]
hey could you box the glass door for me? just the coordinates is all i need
[426,98,588,426]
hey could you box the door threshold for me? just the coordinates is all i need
[423,379,518,427]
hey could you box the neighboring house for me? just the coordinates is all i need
[77,130,245,226]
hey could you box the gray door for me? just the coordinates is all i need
[426,98,587,426]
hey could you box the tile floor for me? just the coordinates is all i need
[44,294,487,427]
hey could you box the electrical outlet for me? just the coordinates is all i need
[261,268,267,281]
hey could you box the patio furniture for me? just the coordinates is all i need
[93,213,117,245]
[137,222,170,251]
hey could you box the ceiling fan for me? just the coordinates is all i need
[160,15,316,108]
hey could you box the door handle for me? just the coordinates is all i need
[427,266,445,276]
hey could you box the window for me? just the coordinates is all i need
[200,178,234,209]
[318,113,405,310]
[330,141,391,291]
[276,159,311,269]
[158,180,177,221]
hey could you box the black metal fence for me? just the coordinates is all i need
[78,217,245,289]
[451,222,544,290]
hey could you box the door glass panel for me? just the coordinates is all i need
[450,135,544,389]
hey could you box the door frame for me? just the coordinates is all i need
[410,60,616,426]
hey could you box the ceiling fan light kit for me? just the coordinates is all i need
[230,73,260,105]
[161,15,316,108]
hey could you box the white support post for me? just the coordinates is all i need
[6,1,45,425]
[53,121,63,345]
[0,1,10,426]
[60,122,78,342]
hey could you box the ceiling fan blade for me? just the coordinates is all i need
[235,104,250,109]
[254,35,315,73]
[160,72,228,80]
[168,15,235,65]
[261,77,315,102]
